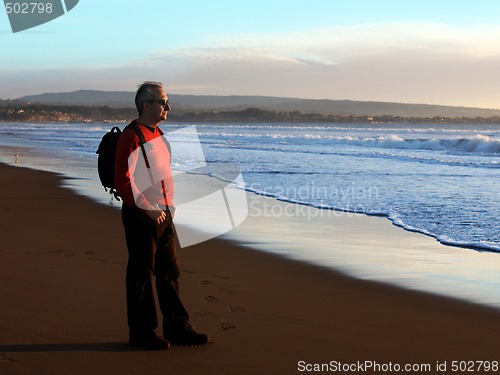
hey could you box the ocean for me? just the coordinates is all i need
[0,121,499,306]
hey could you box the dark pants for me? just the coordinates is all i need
[121,205,190,340]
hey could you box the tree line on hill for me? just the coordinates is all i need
[1,101,500,124]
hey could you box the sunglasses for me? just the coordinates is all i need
[147,99,170,107]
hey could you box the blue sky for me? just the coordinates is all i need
[1,0,500,108]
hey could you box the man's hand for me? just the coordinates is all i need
[145,204,167,224]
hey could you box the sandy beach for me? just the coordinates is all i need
[1,162,499,375]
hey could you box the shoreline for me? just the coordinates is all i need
[1,137,498,255]
[246,187,499,254]
[1,162,500,374]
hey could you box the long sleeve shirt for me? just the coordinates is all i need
[114,121,173,209]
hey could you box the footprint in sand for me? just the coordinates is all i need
[205,295,219,302]
[220,322,236,331]
[229,305,244,313]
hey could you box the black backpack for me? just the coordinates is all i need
[96,123,171,200]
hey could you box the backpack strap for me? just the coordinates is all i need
[125,121,172,164]
[125,122,149,163]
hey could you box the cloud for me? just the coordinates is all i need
[3,22,500,107]
[179,22,500,61]
[129,22,500,106]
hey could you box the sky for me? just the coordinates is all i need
[1,0,500,108]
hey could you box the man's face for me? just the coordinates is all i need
[145,87,170,123]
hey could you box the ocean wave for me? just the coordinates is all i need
[199,129,500,155]
[375,134,500,154]
[388,213,500,253]
[304,134,500,154]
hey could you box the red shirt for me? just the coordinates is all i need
[114,121,173,209]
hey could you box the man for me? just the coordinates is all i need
[115,81,208,350]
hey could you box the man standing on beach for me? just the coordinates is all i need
[114,81,208,350]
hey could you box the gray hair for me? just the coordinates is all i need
[135,81,164,114]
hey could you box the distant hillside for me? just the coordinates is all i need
[18,90,303,110]
[19,90,135,108]
[17,90,500,118]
